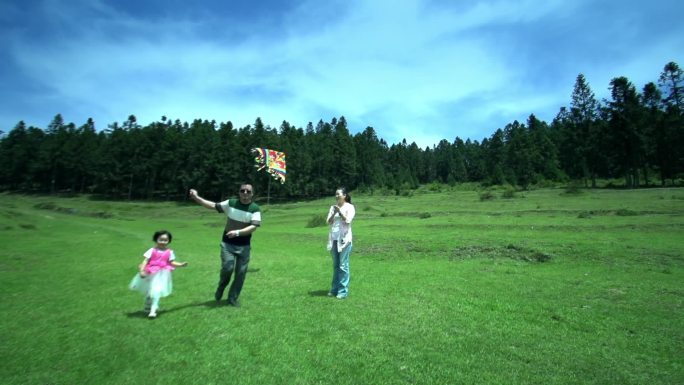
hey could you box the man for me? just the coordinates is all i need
[189,184,261,307]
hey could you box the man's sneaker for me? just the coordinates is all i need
[228,298,240,307]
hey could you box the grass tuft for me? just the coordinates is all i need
[564,182,584,195]
[306,214,327,228]
[501,187,517,199]
[34,202,113,218]
[615,208,638,216]
[450,245,552,263]
[479,191,496,201]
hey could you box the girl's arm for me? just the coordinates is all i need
[138,258,149,277]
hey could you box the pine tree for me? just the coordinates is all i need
[658,61,684,183]
[570,74,600,186]
[353,127,387,191]
[333,117,357,189]
[641,82,663,186]
[606,77,643,188]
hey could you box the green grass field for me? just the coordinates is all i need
[1,187,683,385]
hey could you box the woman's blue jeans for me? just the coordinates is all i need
[330,241,352,297]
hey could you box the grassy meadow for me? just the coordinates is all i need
[0,187,683,385]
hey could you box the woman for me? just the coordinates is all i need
[326,187,356,299]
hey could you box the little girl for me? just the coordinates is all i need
[129,230,188,318]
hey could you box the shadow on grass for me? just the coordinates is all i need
[124,300,225,319]
[308,290,330,297]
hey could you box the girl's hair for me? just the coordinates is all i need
[153,230,173,243]
[337,187,352,204]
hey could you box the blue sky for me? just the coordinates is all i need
[1,0,682,147]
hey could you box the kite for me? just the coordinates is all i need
[252,148,287,184]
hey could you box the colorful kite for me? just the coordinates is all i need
[252,148,287,184]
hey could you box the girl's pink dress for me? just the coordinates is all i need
[129,248,177,298]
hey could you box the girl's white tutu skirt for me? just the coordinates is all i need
[129,270,173,298]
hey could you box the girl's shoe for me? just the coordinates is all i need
[148,311,157,318]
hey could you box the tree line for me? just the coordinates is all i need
[1,61,682,201]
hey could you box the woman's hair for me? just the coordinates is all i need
[153,230,173,243]
[337,187,352,204]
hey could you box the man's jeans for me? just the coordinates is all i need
[330,241,352,297]
[217,242,251,301]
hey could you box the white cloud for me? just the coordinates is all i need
[1,0,683,144]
